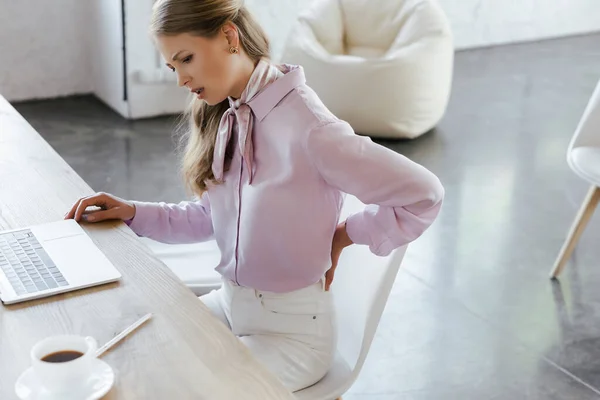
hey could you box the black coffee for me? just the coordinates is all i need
[41,350,84,363]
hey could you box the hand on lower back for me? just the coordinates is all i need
[325,221,354,291]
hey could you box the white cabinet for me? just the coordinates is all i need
[90,0,187,119]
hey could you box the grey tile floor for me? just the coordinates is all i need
[13,33,600,399]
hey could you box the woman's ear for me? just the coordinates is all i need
[221,23,239,48]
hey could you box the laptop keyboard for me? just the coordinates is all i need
[0,230,69,295]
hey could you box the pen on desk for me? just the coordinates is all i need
[96,313,153,358]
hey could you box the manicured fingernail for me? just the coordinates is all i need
[86,215,95,222]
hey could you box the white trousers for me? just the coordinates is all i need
[200,279,337,392]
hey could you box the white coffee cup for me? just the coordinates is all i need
[30,335,98,392]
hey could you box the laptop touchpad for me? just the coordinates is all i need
[32,220,84,242]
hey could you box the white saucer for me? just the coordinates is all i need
[15,358,115,400]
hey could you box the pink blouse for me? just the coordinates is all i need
[128,64,444,293]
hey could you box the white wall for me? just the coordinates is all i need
[0,0,92,102]
[440,0,600,49]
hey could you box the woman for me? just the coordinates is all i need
[65,0,444,392]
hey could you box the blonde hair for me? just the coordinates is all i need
[150,0,270,195]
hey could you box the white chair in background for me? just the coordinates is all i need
[281,0,453,139]
[551,80,600,278]
[295,196,408,399]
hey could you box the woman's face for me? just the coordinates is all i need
[155,28,241,105]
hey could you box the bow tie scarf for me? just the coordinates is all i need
[212,102,255,183]
[212,60,283,184]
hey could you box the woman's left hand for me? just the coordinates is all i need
[325,221,354,291]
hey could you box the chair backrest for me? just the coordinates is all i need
[335,195,408,385]
[569,80,600,152]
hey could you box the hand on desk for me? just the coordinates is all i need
[64,192,136,223]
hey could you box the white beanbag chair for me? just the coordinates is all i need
[281,0,454,139]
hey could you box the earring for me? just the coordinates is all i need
[229,46,239,54]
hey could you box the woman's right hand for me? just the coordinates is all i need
[64,192,136,223]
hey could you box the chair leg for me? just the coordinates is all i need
[550,185,600,278]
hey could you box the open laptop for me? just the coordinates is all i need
[0,219,121,305]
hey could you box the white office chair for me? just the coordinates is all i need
[551,80,600,278]
[295,196,408,399]
[139,237,222,296]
